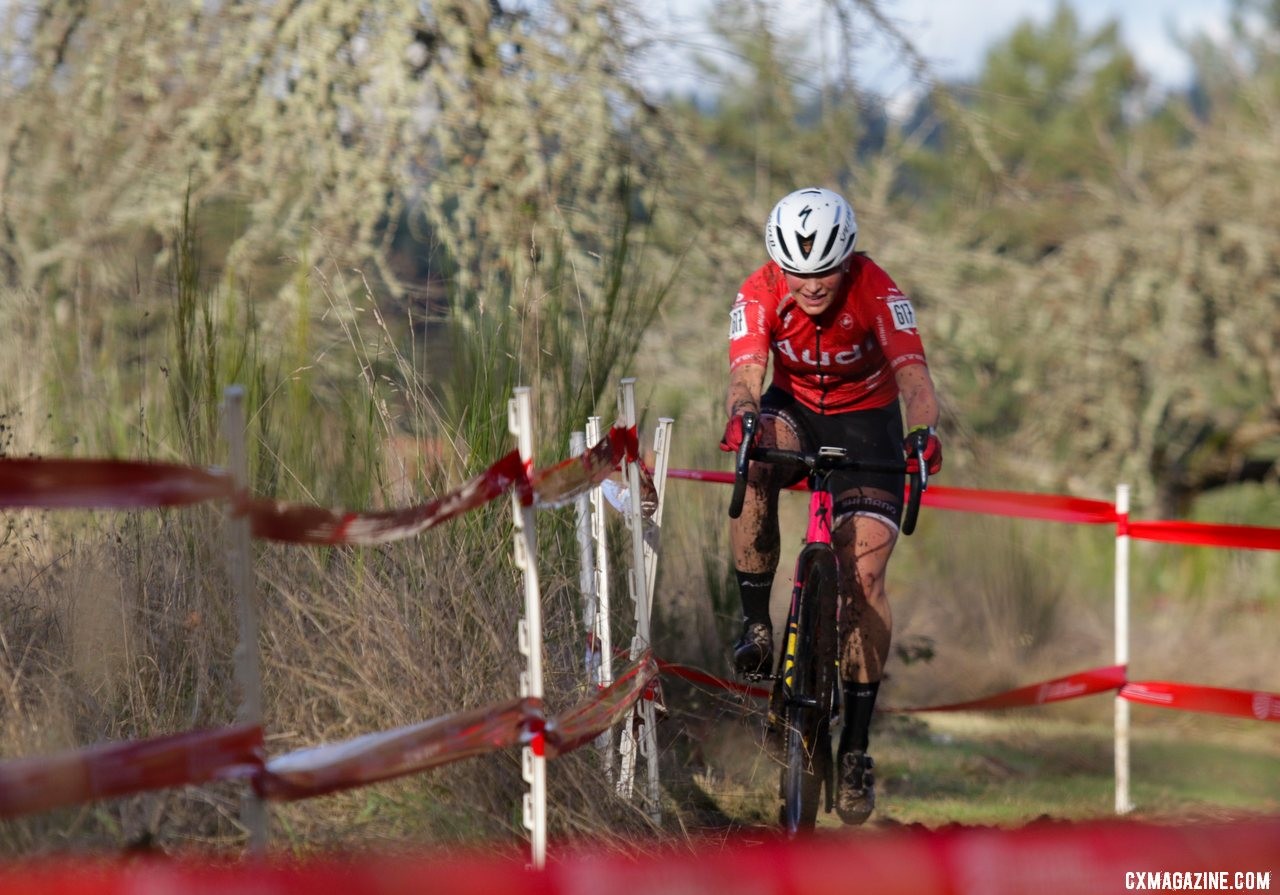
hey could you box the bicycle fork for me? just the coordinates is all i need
[772,486,838,709]
[774,490,843,819]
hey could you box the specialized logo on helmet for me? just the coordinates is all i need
[796,206,816,257]
[765,187,858,275]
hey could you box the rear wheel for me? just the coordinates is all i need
[780,545,839,836]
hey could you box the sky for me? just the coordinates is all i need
[639,0,1235,100]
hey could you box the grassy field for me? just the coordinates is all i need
[658,690,1280,835]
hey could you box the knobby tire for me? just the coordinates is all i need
[780,544,839,836]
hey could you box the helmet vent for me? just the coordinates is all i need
[818,228,839,263]
[777,239,795,264]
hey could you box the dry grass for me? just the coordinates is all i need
[0,496,664,854]
[0,212,674,855]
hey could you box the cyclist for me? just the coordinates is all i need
[721,186,943,825]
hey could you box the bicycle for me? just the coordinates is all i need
[728,411,927,835]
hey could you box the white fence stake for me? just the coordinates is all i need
[220,386,268,853]
[615,379,662,821]
[638,417,674,815]
[509,387,547,867]
[618,380,651,651]
[644,419,675,611]
[586,417,616,772]
[1114,483,1133,815]
[570,432,601,688]
[615,392,642,802]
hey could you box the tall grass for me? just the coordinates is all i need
[0,187,673,854]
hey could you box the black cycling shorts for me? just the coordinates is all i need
[760,386,904,529]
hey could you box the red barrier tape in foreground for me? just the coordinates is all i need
[0,817,1275,895]
[1120,681,1280,722]
[0,724,263,819]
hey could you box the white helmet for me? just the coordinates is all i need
[764,187,858,274]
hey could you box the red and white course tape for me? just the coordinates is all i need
[0,458,232,508]
[4,452,1273,821]
[256,697,537,801]
[544,653,660,758]
[1120,680,1280,722]
[669,468,1280,550]
[243,451,529,545]
[890,665,1129,713]
[0,652,660,818]
[1126,519,1280,552]
[653,659,1280,727]
[657,660,771,700]
[0,724,263,819]
[0,424,647,545]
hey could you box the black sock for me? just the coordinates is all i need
[736,570,774,628]
[838,681,880,755]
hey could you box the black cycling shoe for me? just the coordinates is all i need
[732,621,774,678]
[836,750,875,825]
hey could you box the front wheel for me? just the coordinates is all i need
[779,544,839,836]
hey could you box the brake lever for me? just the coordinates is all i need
[728,412,759,520]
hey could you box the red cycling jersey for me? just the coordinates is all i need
[728,254,927,414]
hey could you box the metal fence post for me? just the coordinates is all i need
[509,387,547,866]
[220,386,268,853]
